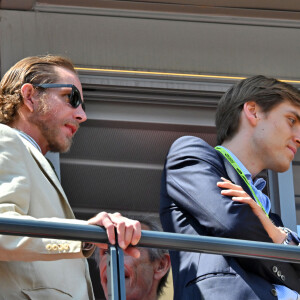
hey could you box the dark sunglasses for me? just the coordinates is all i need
[33,83,85,111]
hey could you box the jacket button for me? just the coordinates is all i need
[271,288,277,297]
[277,270,282,277]
[281,275,285,281]
[272,266,278,273]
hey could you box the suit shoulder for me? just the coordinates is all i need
[0,123,19,137]
[169,136,215,157]
[0,124,28,154]
[0,124,23,144]
[169,135,209,150]
[166,136,224,171]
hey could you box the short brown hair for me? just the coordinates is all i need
[0,55,76,124]
[215,75,300,145]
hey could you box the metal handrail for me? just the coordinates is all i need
[1,217,300,299]
[0,217,299,263]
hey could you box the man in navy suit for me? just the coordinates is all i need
[160,75,300,299]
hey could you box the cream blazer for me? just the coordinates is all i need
[0,124,95,300]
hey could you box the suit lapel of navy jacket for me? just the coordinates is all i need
[221,153,255,199]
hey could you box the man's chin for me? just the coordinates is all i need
[274,163,290,173]
[48,139,72,153]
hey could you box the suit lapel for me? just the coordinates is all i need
[21,138,75,218]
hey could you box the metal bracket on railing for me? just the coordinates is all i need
[107,245,126,300]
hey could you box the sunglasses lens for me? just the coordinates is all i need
[71,86,85,111]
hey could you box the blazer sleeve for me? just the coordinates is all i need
[164,136,272,241]
[0,127,94,262]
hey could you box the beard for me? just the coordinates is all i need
[35,119,73,153]
[28,103,74,153]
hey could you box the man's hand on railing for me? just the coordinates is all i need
[87,212,141,258]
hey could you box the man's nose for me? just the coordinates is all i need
[74,105,87,123]
[294,128,300,148]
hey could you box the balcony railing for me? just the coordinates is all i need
[0,217,300,299]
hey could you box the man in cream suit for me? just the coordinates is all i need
[0,55,141,299]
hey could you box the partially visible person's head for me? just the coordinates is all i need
[215,75,300,145]
[0,55,76,125]
[0,55,86,153]
[96,216,171,300]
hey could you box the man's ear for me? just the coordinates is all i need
[153,254,171,281]
[20,83,36,113]
[243,101,259,126]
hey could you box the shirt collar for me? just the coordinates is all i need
[218,146,266,190]
[13,129,42,153]
[218,146,251,179]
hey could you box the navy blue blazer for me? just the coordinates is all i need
[160,136,300,300]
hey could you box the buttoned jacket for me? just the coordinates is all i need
[0,124,94,299]
[160,136,300,300]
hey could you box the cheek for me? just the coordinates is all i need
[135,264,154,286]
[99,258,107,274]
[36,95,53,115]
[257,123,279,147]
[35,105,58,123]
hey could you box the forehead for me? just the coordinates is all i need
[54,66,80,85]
[53,66,83,97]
[271,100,300,116]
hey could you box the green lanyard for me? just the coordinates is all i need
[215,146,269,217]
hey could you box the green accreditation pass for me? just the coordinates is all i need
[215,146,269,217]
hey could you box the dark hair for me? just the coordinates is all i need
[95,215,170,297]
[0,55,76,124]
[215,75,300,145]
